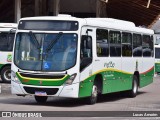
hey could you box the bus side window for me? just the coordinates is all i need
[80,35,92,71]
[8,33,15,51]
[0,33,8,51]
[96,29,109,57]
[133,34,142,57]
[122,32,132,57]
[143,35,152,57]
[109,31,121,57]
[151,36,154,57]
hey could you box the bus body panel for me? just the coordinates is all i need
[140,57,154,88]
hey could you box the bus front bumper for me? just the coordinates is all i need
[11,81,79,98]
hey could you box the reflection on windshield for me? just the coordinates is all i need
[155,48,160,59]
[14,33,78,71]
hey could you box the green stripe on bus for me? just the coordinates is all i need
[16,72,70,86]
[79,67,154,98]
[155,63,160,73]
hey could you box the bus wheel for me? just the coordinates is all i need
[1,66,11,83]
[35,96,48,103]
[128,75,138,98]
[87,84,98,105]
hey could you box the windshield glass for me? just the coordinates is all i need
[14,32,78,71]
[155,48,160,59]
[0,32,15,51]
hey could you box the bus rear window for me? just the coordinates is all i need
[18,20,79,31]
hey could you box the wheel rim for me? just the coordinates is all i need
[92,85,98,98]
[4,69,11,81]
[133,80,137,94]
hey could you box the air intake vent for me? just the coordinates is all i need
[23,86,59,95]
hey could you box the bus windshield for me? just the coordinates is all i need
[155,48,160,59]
[0,32,15,51]
[14,32,78,71]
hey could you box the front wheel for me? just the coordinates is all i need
[1,66,11,83]
[86,84,98,105]
[128,75,138,98]
[34,96,48,103]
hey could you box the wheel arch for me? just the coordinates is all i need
[133,71,140,87]
[94,73,103,94]
[0,64,11,73]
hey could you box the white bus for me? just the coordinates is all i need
[154,32,160,75]
[0,23,17,83]
[11,16,154,104]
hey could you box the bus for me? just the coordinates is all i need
[11,16,154,104]
[154,32,160,75]
[0,23,17,83]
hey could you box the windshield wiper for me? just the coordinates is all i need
[29,31,40,49]
[46,32,63,53]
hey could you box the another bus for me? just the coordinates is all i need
[11,16,154,104]
[154,32,160,75]
[0,23,17,83]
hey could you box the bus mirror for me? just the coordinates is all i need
[10,28,16,33]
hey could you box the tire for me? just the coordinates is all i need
[128,75,138,98]
[35,96,48,103]
[86,84,98,105]
[1,66,11,83]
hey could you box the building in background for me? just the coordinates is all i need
[0,0,160,28]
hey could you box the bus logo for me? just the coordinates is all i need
[7,54,12,62]
[104,61,115,68]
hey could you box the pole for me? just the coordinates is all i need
[15,0,21,22]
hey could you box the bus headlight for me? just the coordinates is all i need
[11,71,21,84]
[65,73,77,85]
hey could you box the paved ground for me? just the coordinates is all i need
[0,76,160,119]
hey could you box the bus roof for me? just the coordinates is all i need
[85,18,154,35]
[0,23,17,32]
[0,23,17,28]
[19,16,154,35]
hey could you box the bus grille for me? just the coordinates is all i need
[19,72,65,79]
[23,86,59,95]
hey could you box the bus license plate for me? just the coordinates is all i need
[35,91,47,96]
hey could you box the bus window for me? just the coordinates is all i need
[143,35,152,57]
[109,31,121,57]
[0,33,15,51]
[122,32,132,57]
[96,29,109,57]
[151,36,154,57]
[80,35,92,71]
[133,34,142,57]
[155,48,160,59]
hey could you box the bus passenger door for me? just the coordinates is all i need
[79,27,93,98]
